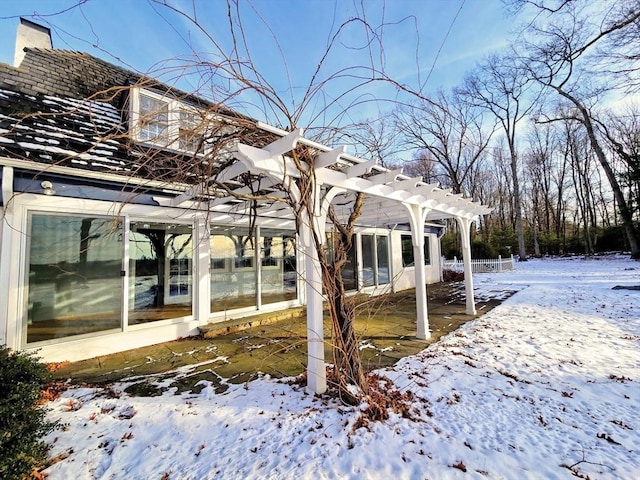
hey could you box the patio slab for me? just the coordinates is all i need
[49,281,511,395]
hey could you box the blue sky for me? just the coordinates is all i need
[0,0,517,127]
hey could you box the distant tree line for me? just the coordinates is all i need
[343,0,640,259]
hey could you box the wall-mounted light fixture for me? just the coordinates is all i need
[40,180,56,196]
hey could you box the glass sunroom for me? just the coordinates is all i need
[21,205,301,348]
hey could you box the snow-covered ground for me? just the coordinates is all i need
[43,256,640,479]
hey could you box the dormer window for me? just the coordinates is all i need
[130,87,202,153]
[138,92,169,143]
[179,109,200,151]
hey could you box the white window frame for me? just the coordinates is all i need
[130,87,203,153]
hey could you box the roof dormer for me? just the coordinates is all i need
[129,87,205,154]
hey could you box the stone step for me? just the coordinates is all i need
[198,307,306,338]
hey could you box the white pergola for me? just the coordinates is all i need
[162,122,491,394]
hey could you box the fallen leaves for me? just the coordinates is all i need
[451,461,467,472]
[45,361,71,373]
[39,381,69,403]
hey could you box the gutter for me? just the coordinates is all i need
[0,156,190,193]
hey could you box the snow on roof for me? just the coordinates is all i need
[0,88,134,173]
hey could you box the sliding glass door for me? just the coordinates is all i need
[128,221,193,325]
[26,213,123,343]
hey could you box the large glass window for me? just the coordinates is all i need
[401,235,414,267]
[423,237,431,265]
[401,234,431,267]
[341,237,358,291]
[259,229,297,305]
[210,226,256,311]
[362,234,375,287]
[26,214,123,343]
[362,234,389,287]
[134,89,209,154]
[376,235,390,285]
[128,221,193,325]
[178,109,201,152]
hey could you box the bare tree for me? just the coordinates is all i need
[458,53,542,260]
[394,89,495,195]
[566,123,599,253]
[518,0,640,258]
[400,150,439,184]
[597,106,640,226]
[490,139,516,233]
[522,120,572,254]
[334,114,401,168]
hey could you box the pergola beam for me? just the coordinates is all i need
[368,169,403,186]
[209,176,280,207]
[168,161,249,207]
[266,128,304,156]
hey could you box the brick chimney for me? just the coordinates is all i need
[14,18,52,67]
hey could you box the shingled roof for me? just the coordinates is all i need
[0,48,265,181]
[0,48,139,103]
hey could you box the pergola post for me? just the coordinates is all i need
[301,216,327,394]
[407,204,431,340]
[194,217,211,326]
[302,186,345,394]
[457,216,477,315]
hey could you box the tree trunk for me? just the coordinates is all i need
[510,151,527,260]
[556,87,640,258]
[318,232,367,403]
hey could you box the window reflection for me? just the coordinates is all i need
[26,214,123,343]
[362,234,389,287]
[376,235,390,285]
[138,93,169,143]
[401,234,431,267]
[325,232,358,291]
[210,226,257,311]
[128,222,193,325]
[362,234,375,287]
[259,229,297,305]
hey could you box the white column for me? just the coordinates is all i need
[301,210,327,394]
[195,217,211,325]
[255,226,262,310]
[457,216,476,315]
[0,166,14,346]
[355,232,363,290]
[407,204,430,340]
[122,217,130,331]
[296,232,306,304]
[388,231,396,293]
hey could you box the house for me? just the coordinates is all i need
[0,19,490,393]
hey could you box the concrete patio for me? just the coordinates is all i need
[49,282,509,396]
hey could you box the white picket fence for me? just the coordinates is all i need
[442,255,515,274]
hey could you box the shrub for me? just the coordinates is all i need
[597,225,629,253]
[441,231,461,259]
[442,269,464,282]
[471,239,496,259]
[0,346,57,480]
